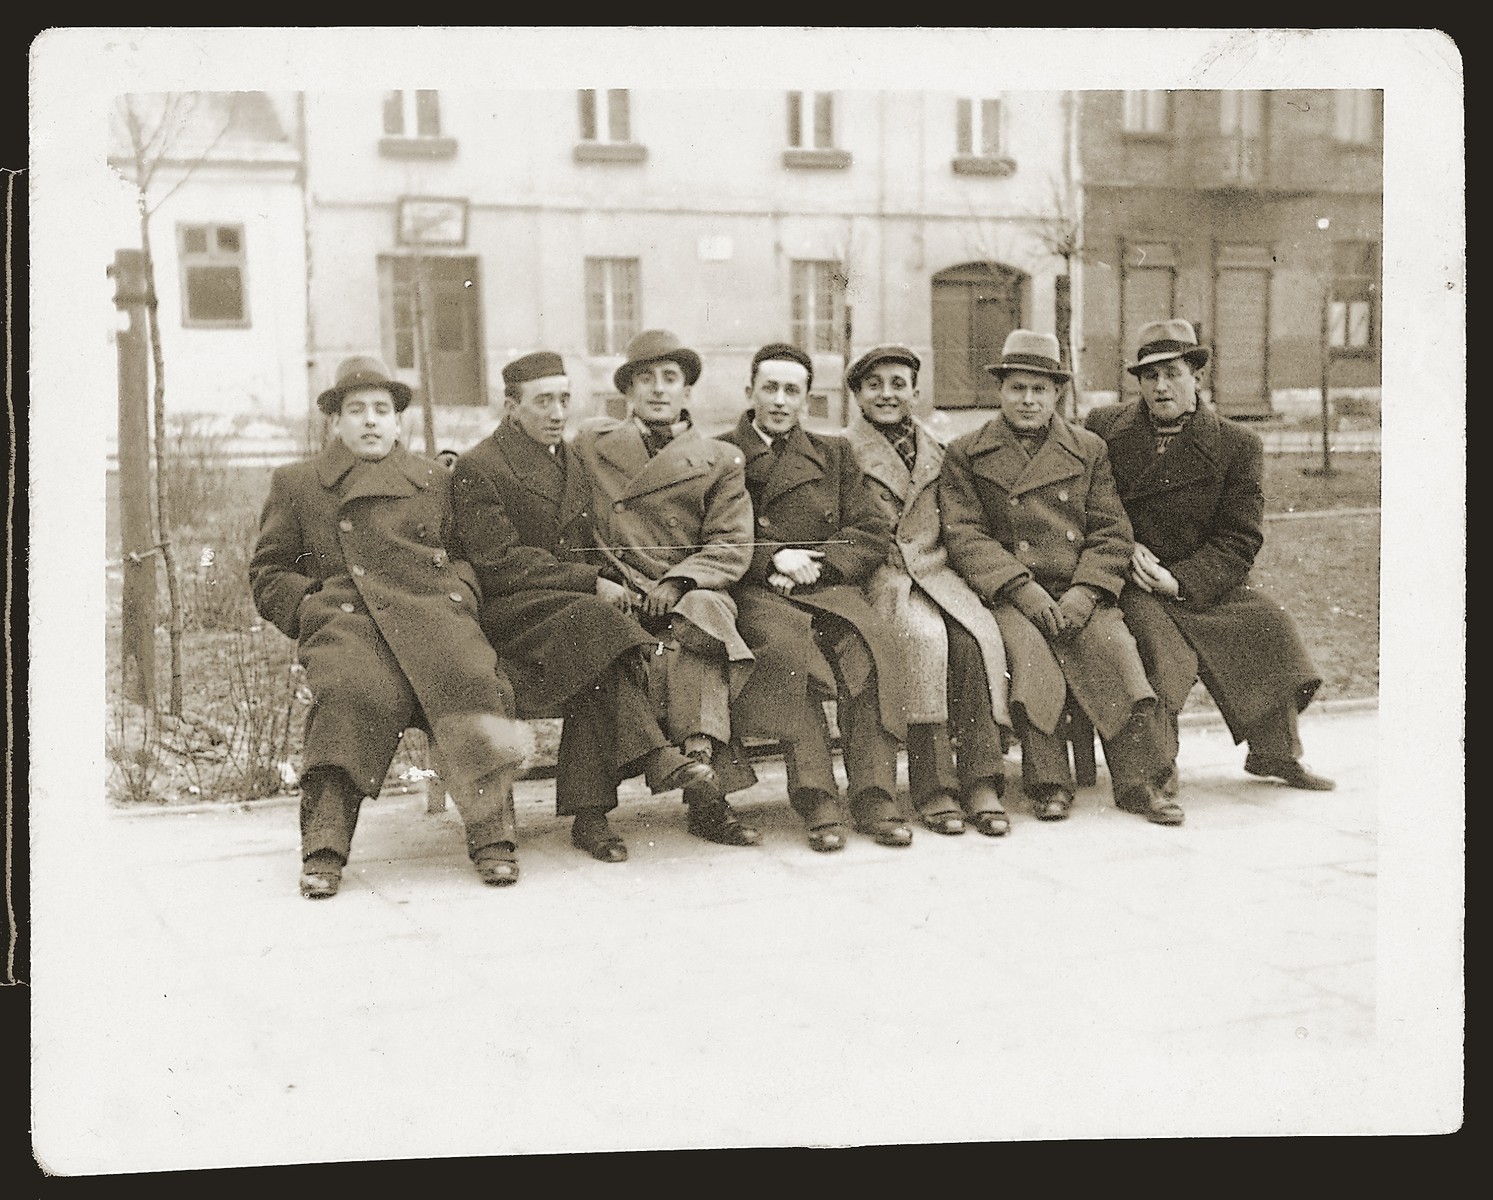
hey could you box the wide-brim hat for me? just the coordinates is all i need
[846,344,921,393]
[613,329,702,394]
[983,330,1071,384]
[1125,319,1211,376]
[316,356,413,414]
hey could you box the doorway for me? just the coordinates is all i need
[930,262,1027,408]
[382,254,485,407]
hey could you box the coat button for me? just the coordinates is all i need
[351,565,365,577]
[614,501,626,513]
[1066,529,1077,542]
[1017,540,1030,552]
[668,517,679,528]
[416,524,429,537]
[1058,490,1069,502]
[339,519,353,532]
[432,552,446,566]
[759,516,772,528]
[449,592,464,603]
[1009,496,1019,506]
[339,602,355,613]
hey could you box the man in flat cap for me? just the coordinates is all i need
[842,344,1015,838]
[569,330,763,847]
[721,343,913,851]
[940,331,1184,826]
[450,350,717,865]
[1085,318,1333,796]
[250,356,534,898]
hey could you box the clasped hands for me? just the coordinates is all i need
[769,547,824,596]
[1009,580,1101,641]
[595,574,680,617]
[1129,543,1181,598]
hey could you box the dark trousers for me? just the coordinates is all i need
[1012,697,1173,801]
[1245,702,1305,762]
[551,659,675,817]
[906,617,1006,807]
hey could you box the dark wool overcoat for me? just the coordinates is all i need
[939,413,1155,739]
[249,440,528,797]
[844,409,1011,729]
[718,413,908,741]
[1085,399,1322,741]
[450,419,655,716]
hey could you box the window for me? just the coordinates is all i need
[1219,90,1264,137]
[1329,241,1378,353]
[1333,91,1380,145]
[383,90,441,137]
[790,260,846,354]
[957,98,1004,156]
[579,89,631,142]
[788,91,834,149]
[586,258,641,356]
[178,223,247,327]
[1122,90,1171,135]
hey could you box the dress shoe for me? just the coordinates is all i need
[686,796,761,846]
[1115,782,1185,826]
[1031,788,1073,821]
[962,780,1009,836]
[571,813,628,863]
[851,790,914,848]
[654,757,717,795]
[1155,764,1181,798]
[806,823,849,853]
[792,789,848,853]
[916,791,966,836]
[299,851,344,900]
[1243,754,1336,791]
[472,842,521,885]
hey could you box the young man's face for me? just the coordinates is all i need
[627,360,690,426]
[997,370,1059,433]
[1137,359,1199,424]
[508,374,571,447]
[747,358,811,435]
[854,361,918,425]
[334,387,401,460]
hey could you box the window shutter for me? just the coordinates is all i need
[956,98,972,155]
[607,89,630,142]
[579,90,597,141]
[788,91,802,148]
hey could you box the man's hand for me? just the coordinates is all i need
[771,547,825,587]
[641,577,688,618]
[1057,585,1101,637]
[596,576,640,612]
[767,572,797,596]
[1009,580,1067,640]
[1130,543,1181,598]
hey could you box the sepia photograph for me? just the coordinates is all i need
[27,26,1463,1174]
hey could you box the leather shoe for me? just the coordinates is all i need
[916,792,966,836]
[963,780,1009,836]
[851,791,914,847]
[299,852,343,900]
[1155,764,1180,798]
[1244,755,1336,791]
[655,758,717,795]
[473,843,521,885]
[806,823,849,853]
[1031,788,1073,821]
[1115,783,1185,826]
[571,814,628,863]
[686,796,761,846]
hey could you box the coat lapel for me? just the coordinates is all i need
[323,441,426,506]
[759,421,826,509]
[845,411,910,505]
[619,422,712,501]
[905,420,945,507]
[493,420,564,506]
[1116,404,1224,501]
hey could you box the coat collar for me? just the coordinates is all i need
[492,418,565,504]
[1103,400,1224,500]
[316,439,431,504]
[733,410,826,508]
[844,408,943,505]
[966,413,1085,495]
[593,415,714,501]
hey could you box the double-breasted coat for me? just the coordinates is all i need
[939,413,1156,740]
[249,440,528,797]
[569,415,755,673]
[450,419,654,716]
[1085,399,1322,741]
[719,413,907,740]
[844,409,1011,729]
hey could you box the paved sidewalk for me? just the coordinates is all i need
[29,702,1450,1170]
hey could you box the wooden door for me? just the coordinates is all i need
[930,263,1025,408]
[1212,246,1272,417]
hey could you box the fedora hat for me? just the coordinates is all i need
[846,344,921,393]
[983,330,1071,384]
[1125,319,1210,375]
[612,329,702,394]
[316,356,413,415]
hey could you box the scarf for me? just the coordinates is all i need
[874,416,918,474]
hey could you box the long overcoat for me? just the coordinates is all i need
[451,419,654,716]
[939,413,1155,740]
[569,415,755,672]
[718,413,907,740]
[249,440,527,797]
[1085,399,1322,741]
[844,410,1011,729]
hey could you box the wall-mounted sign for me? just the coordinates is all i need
[397,196,469,247]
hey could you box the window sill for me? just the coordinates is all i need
[379,136,458,160]
[951,154,1017,178]
[573,142,648,164]
[1121,130,1174,143]
[782,148,852,170]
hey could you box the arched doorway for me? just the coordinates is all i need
[931,262,1028,408]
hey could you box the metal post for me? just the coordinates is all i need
[110,249,156,705]
[1319,289,1334,475]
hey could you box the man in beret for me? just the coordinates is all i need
[250,356,534,898]
[940,331,1184,826]
[450,350,717,865]
[842,344,1015,838]
[1086,319,1333,795]
[720,343,914,851]
[569,330,763,847]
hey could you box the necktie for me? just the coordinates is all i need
[770,434,789,455]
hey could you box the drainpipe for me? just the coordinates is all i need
[296,91,318,453]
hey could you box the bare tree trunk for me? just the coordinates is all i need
[138,205,185,716]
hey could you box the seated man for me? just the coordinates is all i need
[570,330,762,847]
[721,343,913,851]
[450,350,717,866]
[940,331,1184,827]
[1086,319,1333,793]
[843,344,1015,837]
[249,356,534,898]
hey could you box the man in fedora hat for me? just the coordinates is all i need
[250,356,534,898]
[841,344,1015,838]
[450,350,717,865]
[1085,318,1333,794]
[570,329,763,847]
[720,343,913,851]
[939,330,1184,826]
